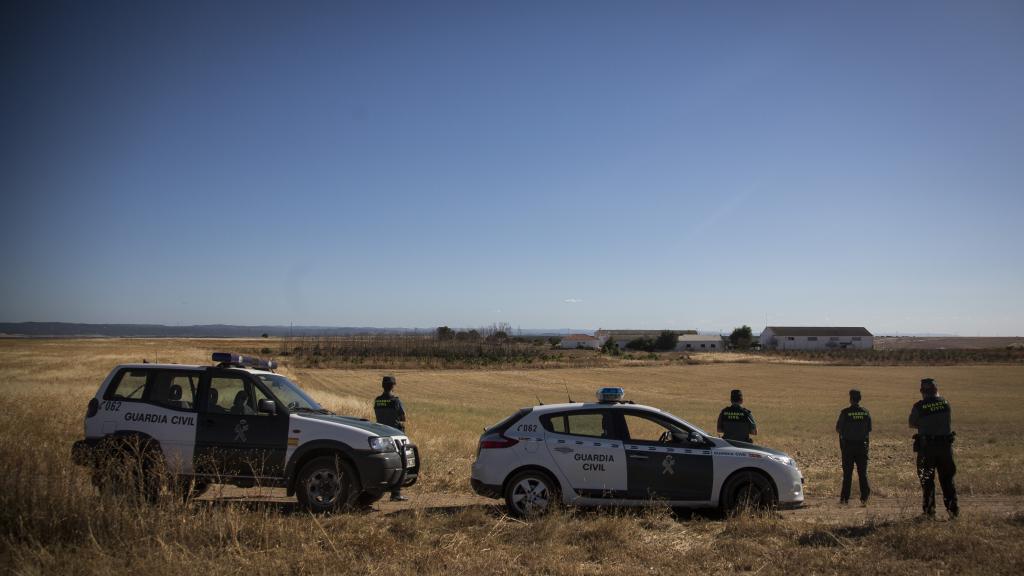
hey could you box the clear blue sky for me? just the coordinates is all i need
[2,1,1022,335]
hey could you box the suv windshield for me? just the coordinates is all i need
[256,374,325,412]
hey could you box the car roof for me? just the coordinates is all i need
[529,402,665,414]
[115,363,275,376]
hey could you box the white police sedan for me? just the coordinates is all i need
[470,388,803,516]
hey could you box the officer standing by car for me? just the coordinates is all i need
[373,375,409,502]
[909,378,958,519]
[717,389,757,443]
[836,389,871,506]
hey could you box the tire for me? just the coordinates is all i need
[504,470,559,518]
[176,477,210,502]
[296,455,359,513]
[721,471,776,515]
[93,437,164,504]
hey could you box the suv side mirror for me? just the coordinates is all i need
[257,399,277,415]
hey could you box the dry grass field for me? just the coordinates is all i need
[2,338,1024,575]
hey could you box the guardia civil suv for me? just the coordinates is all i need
[71,353,419,511]
[471,388,803,516]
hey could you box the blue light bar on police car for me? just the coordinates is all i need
[212,352,277,371]
[597,387,625,402]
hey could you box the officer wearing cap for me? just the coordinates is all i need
[909,378,958,518]
[836,389,871,506]
[717,389,757,443]
[373,376,408,502]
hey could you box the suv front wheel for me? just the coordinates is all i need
[504,470,559,517]
[296,455,359,513]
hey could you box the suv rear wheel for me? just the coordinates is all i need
[504,470,558,517]
[296,455,359,513]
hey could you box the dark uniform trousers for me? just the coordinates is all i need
[840,440,870,503]
[916,437,958,515]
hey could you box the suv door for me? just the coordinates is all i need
[618,410,714,501]
[194,369,289,480]
[541,410,627,498]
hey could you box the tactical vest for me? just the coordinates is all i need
[719,404,754,441]
[914,396,952,436]
[838,406,871,441]
[374,394,404,430]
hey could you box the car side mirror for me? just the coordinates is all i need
[257,399,277,415]
[688,432,708,446]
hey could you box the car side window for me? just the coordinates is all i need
[105,369,150,401]
[542,411,615,439]
[206,376,249,414]
[623,413,678,443]
[146,371,199,411]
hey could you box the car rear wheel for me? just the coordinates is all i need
[721,471,776,515]
[504,470,558,518]
[296,456,359,513]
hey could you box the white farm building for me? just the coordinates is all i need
[675,334,724,351]
[559,334,602,349]
[759,327,873,350]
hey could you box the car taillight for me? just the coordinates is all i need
[479,433,519,450]
[86,398,99,418]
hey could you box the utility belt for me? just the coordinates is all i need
[912,432,955,452]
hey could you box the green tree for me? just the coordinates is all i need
[729,325,754,349]
[653,330,678,352]
[600,337,620,355]
[625,337,655,352]
[436,326,455,340]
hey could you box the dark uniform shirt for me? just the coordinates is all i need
[909,395,952,436]
[374,393,406,431]
[718,403,756,442]
[836,405,872,442]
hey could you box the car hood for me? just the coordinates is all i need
[724,439,790,458]
[293,413,405,437]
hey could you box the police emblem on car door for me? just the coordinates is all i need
[620,412,713,501]
[194,370,289,479]
[543,410,627,498]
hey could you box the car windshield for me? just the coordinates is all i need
[256,374,326,413]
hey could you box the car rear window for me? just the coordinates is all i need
[105,369,151,400]
[485,408,532,433]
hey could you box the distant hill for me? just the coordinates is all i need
[0,322,595,338]
[0,322,412,338]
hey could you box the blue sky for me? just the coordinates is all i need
[1,1,1022,335]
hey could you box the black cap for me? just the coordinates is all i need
[849,389,861,403]
[920,378,936,392]
[382,376,396,388]
[730,389,743,402]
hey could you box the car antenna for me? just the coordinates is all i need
[563,381,574,403]
[536,393,544,406]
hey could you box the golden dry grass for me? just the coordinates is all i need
[2,338,1023,575]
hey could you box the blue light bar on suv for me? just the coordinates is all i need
[212,352,277,371]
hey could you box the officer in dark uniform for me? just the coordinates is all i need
[717,389,757,443]
[836,389,871,505]
[373,375,408,502]
[909,378,958,519]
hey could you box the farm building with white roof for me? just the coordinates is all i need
[759,326,873,350]
[559,334,602,349]
[675,334,724,351]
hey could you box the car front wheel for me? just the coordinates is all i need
[296,456,359,513]
[504,470,558,518]
[721,471,776,515]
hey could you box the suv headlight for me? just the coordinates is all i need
[368,436,397,453]
[767,454,795,467]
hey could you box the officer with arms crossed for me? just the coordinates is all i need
[909,378,958,519]
[717,389,757,443]
[836,389,871,506]
[374,376,409,502]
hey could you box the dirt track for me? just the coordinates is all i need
[200,487,1024,523]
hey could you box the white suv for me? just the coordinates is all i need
[72,353,419,511]
[471,388,803,516]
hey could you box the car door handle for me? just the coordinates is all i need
[629,454,649,461]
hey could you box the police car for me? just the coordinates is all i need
[471,388,803,516]
[71,353,419,512]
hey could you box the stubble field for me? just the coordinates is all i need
[2,338,1023,575]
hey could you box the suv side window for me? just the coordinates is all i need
[205,374,272,416]
[105,369,150,401]
[146,371,199,411]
